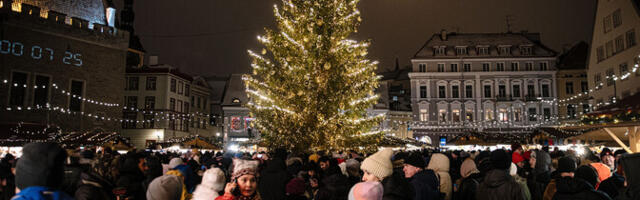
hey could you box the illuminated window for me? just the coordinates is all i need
[465,108,473,121]
[439,109,447,122]
[11,2,21,12]
[498,109,508,121]
[232,98,241,104]
[452,109,460,122]
[514,108,522,122]
[420,109,428,121]
[40,9,48,19]
[484,109,494,121]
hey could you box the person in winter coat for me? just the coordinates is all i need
[217,159,262,200]
[258,157,288,200]
[543,156,577,200]
[528,150,552,200]
[551,165,612,200]
[510,163,532,200]
[455,157,483,200]
[404,152,440,200]
[144,156,164,193]
[613,153,640,200]
[348,181,383,200]
[428,153,453,200]
[476,149,526,200]
[314,160,350,200]
[117,154,147,200]
[360,148,413,200]
[12,142,74,200]
[147,174,184,200]
[598,162,625,199]
[193,168,226,200]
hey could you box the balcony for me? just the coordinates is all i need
[525,95,539,101]
[496,95,513,101]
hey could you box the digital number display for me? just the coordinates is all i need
[0,40,83,67]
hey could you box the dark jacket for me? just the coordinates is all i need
[258,158,289,200]
[74,170,114,200]
[314,173,350,200]
[529,151,552,200]
[409,169,441,200]
[551,177,612,200]
[456,172,483,200]
[599,173,624,199]
[381,169,415,200]
[476,169,526,200]
[614,153,640,200]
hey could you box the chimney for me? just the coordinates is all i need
[440,29,448,41]
[148,55,158,66]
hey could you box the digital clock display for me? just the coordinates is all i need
[0,40,83,67]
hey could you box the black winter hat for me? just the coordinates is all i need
[404,152,426,168]
[575,165,598,188]
[15,142,67,190]
[557,156,577,173]
[490,149,511,170]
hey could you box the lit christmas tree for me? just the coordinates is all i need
[244,0,382,151]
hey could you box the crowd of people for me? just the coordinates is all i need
[0,142,638,200]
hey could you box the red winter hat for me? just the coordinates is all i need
[524,151,532,160]
[512,152,525,164]
[286,177,306,196]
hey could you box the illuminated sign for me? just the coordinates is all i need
[0,40,83,67]
[439,136,446,146]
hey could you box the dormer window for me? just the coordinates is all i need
[499,46,511,55]
[520,45,533,55]
[435,46,446,55]
[476,46,489,55]
[232,98,241,104]
[456,46,467,55]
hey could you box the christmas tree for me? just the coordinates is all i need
[244,0,382,152]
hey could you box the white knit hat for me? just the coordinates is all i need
[360,148,394,180]
[168,157,184,169]
[232,159,259,180]
[192,168,226,200]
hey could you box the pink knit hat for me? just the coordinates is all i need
[348,181,383,200]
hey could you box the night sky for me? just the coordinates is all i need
[133,0,596,76]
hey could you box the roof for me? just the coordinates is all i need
[126,65,194,81]
[413,32,557,59]
[557,41,589,70]
[16,0,109,26]
[220,74,248,106]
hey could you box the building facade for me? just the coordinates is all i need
[409,31,558,141]
[587,0,640,109]
[0,0,129,134]
[556,42,590,123]
[220,74,252,144]
[121,61,213,148]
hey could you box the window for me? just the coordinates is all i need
[438,86,446,98]
[606,41,614,57]
[513,85,521,97]
[477,46,489,55]
[184,102,189,114]
[122,112,137,129]
[177,100,183,112]
[482,63,490,72]
[145,77,156,90]
[420,86,427,98]
[514,108,522,122]
[606,68,615,86]
[450,64,458,72]
[542,84,550,97]
[452,109,461,122]
[527,85,535,97]
[627,29,637,47]
[484,85,492,98]
[143,114,154,128]
[604,15,612,33]
[520,46,532,55]
[452,85,459,98]
[498,85,506,97]
[465,108,473,121]
[170,98,176,111]
[528,108,537,121]
[456,47,467,55]
[197,97,201,108]
[521,62,531,71]
[485,109,494,121]
[126,96,138,109]
[144,96,155,109]
[615,35,625,53]
[543,108,551,121]
[435,46,446,55]
[595,73,602,87]
[170,78,176,92]
[567,105,576,119]
[498,109,508,121]
[620,62,629,75]
[465,85,473,98]
[539,62,548,71]
[496,63,505,71]
[510,62,519,71]
[499,46,510,55]
[566,82,574,94]
[597,46,605,62]
[204,99,207,110]
[185,84,190,97]
[612,9,621,28]
[33,75,49,106]
[581,81,588,93]
[232,98,241,104]
[439,109,447,122]
[191,96,195,106]
[420,109,428,121]
[583,104,590,113]
[178,81,183,94]
[69,80,83,112]
[463,63,471,72]
[127,77,139,91]
[419,64,426,72]
[9,72,27,106]
[437,64,445,72]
